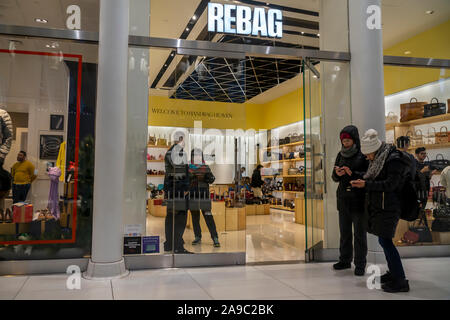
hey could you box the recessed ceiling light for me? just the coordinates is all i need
[404,51,411,55]
[192,15,197,20]
[46,44,51,48]
[186,28,190,31]
[425,10,434,14]
[317,33,320,37]
[301,31,305,35]
[35,18,48,24]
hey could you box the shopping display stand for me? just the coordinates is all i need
[146,144,169,217]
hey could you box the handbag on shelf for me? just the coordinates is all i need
[289,133,302,143]
[385,112,399,124]
[425,127,436,145]
[400,98,426,122]
[157,135,167,146]
[279,137,289,146]
[432,181,446,204]
[148,134,157,146]
[432,218,450,232]
[288,164,300,176]
[430,154,450,172]
[411,129,423,147]
[424,98,447,118]
[402,218,433,244]
[435,126,448,144]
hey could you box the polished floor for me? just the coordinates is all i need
[1,257,449,300]
[146,209,321,262]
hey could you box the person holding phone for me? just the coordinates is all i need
[351,129,410,293]
[331,125,369,276]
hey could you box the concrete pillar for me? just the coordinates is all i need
[348,0,386,264]
[84,0,130,279]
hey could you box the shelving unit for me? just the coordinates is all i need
[262,158,304,164]
[147,160,165,163]
[269,205,295,212]
[262,174,305,179]
[147,145,170,149]
[263,141,304,151]
[408,142,450,151]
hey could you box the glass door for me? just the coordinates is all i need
[147,50,249,267]
[302,59,325,260]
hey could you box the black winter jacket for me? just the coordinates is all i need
[251,169,264,188]
[365,147,410,239]
[332,126,369,212]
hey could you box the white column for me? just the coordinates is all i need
[348,0,386,263]
[84,0,130,279]
[349,0,386,140]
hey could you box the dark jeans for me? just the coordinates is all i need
[164,210,187,251]
[378,237,406,280]
[12,184,31,204]
[191,210,218,240]
[338,206,368,268]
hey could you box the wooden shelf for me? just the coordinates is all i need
[147,145,170,149]
[272,190,305,194]
[147,175,165,177]
[408,142,450,151]
[262,175,306,179]
[270,205,295,212]
[386,113,450,129]
[147,160,164,163]
[262,158,305,165]
[264,141,304,150]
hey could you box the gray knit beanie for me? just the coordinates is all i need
[360,129,382,155]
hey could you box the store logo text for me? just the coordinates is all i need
[208,3,283,38]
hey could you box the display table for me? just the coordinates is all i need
[186,201,226,233]
[225,207,246,231]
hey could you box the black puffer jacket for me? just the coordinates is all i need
[332,126,369,212]
[365,147,409,239]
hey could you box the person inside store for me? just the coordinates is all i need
[331,125,369,276]
[396,136,417,178]
[11,151,37,204]
[351,129,410,293]
[189,148,220,248]
[251,164,264,199]
[415,147,438,205]
[163,131,191,254]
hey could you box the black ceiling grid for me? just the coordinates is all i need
[171,56,301,104]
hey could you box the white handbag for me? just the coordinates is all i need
[426,127,436,145]
[385,112,399,124]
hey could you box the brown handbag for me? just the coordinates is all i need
[435,126,448,144]
[400,98,426,122]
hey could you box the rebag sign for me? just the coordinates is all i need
[208,3,283,38]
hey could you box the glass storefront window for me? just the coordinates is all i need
[385,66,450,247]
[0,37,98,260]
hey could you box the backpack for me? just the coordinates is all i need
[398,152,426,221]
[0,167,12,192]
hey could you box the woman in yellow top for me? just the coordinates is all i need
[11,151,37,204]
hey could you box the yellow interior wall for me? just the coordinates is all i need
[383,19,450,96]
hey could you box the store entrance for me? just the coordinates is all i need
[146,49,319,265]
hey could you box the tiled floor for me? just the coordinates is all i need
[1,257,449,300]
[146,209,323,263]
